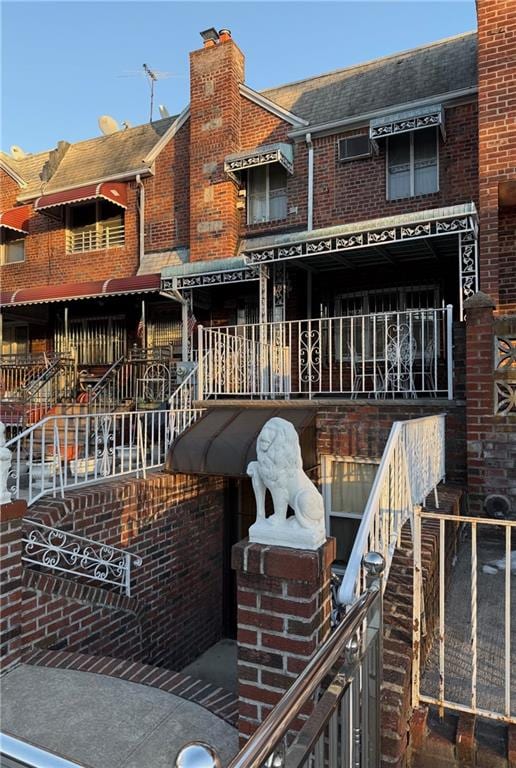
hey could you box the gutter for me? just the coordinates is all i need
[288,86,478,140]
[306,133,313,232]
[136,174,145,266]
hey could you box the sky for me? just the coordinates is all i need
[2,0,477,154]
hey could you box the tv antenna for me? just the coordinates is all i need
[117,65,183,123]
[143,64,158,123]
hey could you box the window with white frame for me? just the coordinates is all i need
[387,127,438,200]
[66,200,124,253]
[0,230,25,264]
[322,456,379,571]
[247,164,287,224]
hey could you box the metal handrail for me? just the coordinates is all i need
[89,355,126,400]
[338,413,446,606]
[227,588,377,768]
[0,732,88,768]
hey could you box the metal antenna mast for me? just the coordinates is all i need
[143,63,158,122]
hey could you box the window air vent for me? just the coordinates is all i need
[338,135,371,162]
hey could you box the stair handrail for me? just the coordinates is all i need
[338,413,446,607]
[88,355,127,402]
[22,518,142,596]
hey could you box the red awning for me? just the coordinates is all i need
[1,273,160,307]
[35,182,128,212]
[0,205,31,234]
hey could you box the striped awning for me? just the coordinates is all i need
[0,205,30,234]
[35,182,127,212]
[1,273,160,308]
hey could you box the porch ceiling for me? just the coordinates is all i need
[295,232,459,272]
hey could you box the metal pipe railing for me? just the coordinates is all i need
[0,732,87,768]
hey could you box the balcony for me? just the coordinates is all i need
[198,307,454,399]
[66,223,125,254]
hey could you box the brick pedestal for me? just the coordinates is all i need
[232,537,336,744]
[0,499,27,674]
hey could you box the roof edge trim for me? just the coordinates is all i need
[240,84,309,127]
[0,159,27,188]
[287,86,478,139]
[143,106,191,164]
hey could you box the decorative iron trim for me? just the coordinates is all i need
[162,266,260,291]
[224,143,294,176]
[370,104,444,140]
[459,230,479,320]
[243,215,475,265]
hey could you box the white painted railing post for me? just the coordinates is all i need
[0,422,12,504]
[446,304,454,400]
[197,325,204,400]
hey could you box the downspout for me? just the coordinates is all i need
[306,132,314,232]
[136,174,145,265]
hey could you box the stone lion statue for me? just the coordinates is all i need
[246,417,326,550]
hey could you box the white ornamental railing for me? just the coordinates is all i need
[2,409,173,506]
[22,519,142,596]
[337,413,446,606]
[168,356,206,441]
[198,306,453,399]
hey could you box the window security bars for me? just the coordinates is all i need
[175,553,384,768]
[4,408,173,507]
[412,509,516,724]
[22,519,141,596]
[337,414,446,607]
[65,223,125,253]
[198,307,453,399]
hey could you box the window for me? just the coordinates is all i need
[338,135,371,162]
[247,165,287,225]
[0,231,25,264]
[322,456,378,571]
[1,324,29,356]
[66,200,124,253]
[387,128,438,200]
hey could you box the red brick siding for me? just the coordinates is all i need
[313,102,479,230]
[0,500,26,673]
[1,472,225,671]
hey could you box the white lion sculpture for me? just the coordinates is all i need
[246,417,326,550]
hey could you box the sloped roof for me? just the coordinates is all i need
[262,32,477,127]
[0,150,51,192]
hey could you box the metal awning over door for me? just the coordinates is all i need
[165,407,316,477]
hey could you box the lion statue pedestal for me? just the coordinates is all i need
[247,417,326,551]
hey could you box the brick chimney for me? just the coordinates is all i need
[189,28,244,262]
[476,0,516,306]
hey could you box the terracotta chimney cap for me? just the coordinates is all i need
[219,28,232,42]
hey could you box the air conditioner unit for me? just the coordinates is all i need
[337,135,372,162]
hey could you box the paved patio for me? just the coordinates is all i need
[1,664,238,768]
[421,527,516,717]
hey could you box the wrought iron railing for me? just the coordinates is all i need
[3,408,173,506]
[198,306,453,399]
[168,355,206,440]
[66,223,125,253]
[337,413,446,607]
[175,553,384,768]
[22,519,141,596]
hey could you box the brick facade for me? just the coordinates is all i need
[0,472,225,674]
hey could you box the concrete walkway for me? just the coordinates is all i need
[1,664,238,768]
[182,639,237,693]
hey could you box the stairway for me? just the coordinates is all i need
[409,706,516,768]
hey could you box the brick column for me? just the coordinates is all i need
[464,291,496,514]
[0,499,27,673]
[232,537,336,744]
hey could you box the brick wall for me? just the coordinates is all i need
[1,472,225,672]
[0,500,27,673]
[316,400,466,485]
[477,0,516,307]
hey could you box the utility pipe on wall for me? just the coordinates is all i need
[306,132,314,232]
[136,174,145,265]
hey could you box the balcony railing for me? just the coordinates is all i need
[198,306,454,399]
[66,224,125,253]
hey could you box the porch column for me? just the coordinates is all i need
[458,231,479,321]
[272,262,286,323]
[232,537,335,745]
[258,265,268,324]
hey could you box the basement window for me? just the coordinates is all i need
[247,165,287,225]
[66,200,125,253]
[322,456,378,572]
[0,230,25,264]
